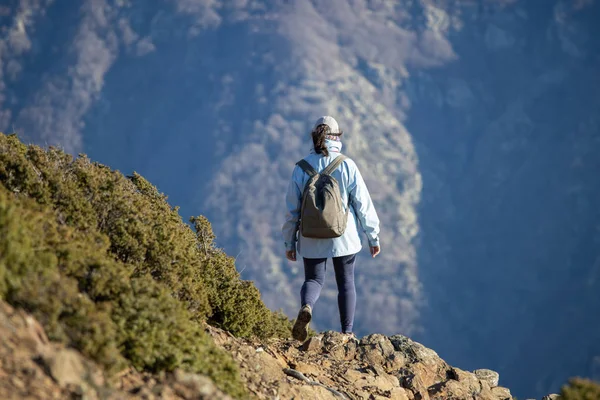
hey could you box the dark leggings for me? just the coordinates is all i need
[301,254,357,333]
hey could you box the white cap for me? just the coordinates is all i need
[313,116,340,134]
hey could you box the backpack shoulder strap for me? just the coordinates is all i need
[296,159,318,177]
[322,155,347,176]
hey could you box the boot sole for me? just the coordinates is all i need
[292,308,312,342]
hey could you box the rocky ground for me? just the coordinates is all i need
[0,301,231,400]
[207,326,514,400]
[0,300,560,399]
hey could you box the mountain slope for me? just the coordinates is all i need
[408,1,600,395]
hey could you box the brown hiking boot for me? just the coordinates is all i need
[292,305,312,342]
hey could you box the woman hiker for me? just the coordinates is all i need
[282,115,381,342]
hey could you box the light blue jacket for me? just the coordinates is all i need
[282,140,380,258]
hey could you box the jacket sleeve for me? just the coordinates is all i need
[348,161,380,247]
[282,165,302,251]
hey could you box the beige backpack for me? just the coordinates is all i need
[297,155,349,239]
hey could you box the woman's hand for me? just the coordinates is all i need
[370,246,380,258]
[286,250,297,261]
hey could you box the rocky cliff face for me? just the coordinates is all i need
[409,1,600,396]
[1,1,599,398]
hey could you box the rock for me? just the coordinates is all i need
[0,302,49,358]
[117,368,145,392]
[295,362,323,378]
[358,334,397,366]
[389,387,410,400]
[10,376,25,390]
[390,335,440,366]
[542,395,561,400]
[300,335,323,352]
[402,355,450,389]
[355,389,373,400]
[289,384,340,399]
[450,368,481,394]
[356,365,401,393]
[152,384,175,397]
[344,368,366,385]
[474,369,500,388]
[130,385,155,398]
[491,386,512,400]
[21,315,50,356]
[429,379,474,400]
[386,351,408,371]
[321,331,357,360]
[42,349,85,388]
[344,366,400,395]
[478,379,497,399]
[172,368,232,399]
[369,373,399,392]
[396,368,430,400]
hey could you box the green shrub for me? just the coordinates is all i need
[190,215,291,338]
[0,133,291,337]
[561,377,600,400]
[0,184,245,397]
[0,132,292,397]
[0,185,124,371]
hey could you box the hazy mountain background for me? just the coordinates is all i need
[1,0,599,398]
